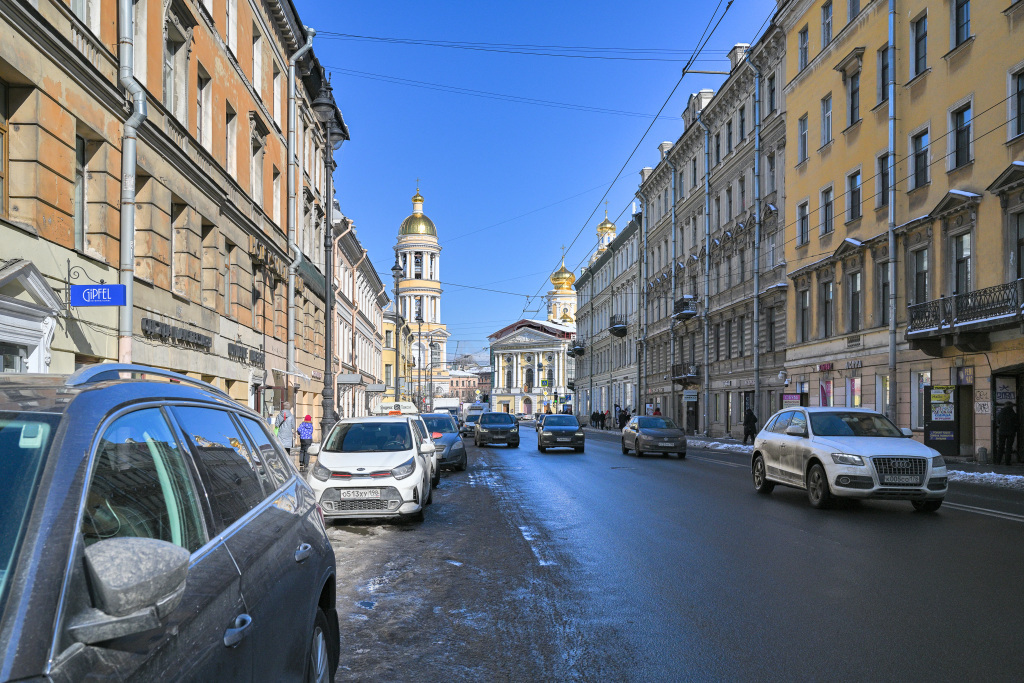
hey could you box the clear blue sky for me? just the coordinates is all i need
[301,0,778,361]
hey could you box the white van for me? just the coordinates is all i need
[373,401,420,416]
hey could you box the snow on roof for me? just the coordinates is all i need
[948,189,981,198]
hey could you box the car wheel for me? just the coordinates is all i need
[457,453,468,471]
[511,442,519,449]
[425,480,434,505]
[678,451,686,460]
[912,499,942,512]
[752,454,774,494]
[807,463,832,509]
[621,439,629,454]
[636,446,644,458]
[431,466,440,489]
[574,446,584,453]
[538,445,546,453]
[306,608,334,683]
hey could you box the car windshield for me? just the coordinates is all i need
[423,416,457,433]
[544,415,578,427]
[1,412,61,614]
[465,414,480,424]
[809,412,904,437]
[323,422,413,452]
[480,413,514,425]
[638,417,677,429]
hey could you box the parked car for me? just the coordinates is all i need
[474,412,520,448]
[460,412,482,437]
[409,415,441,488]
[621,416,687,458]
[309,416,434,521]
[751,407,948,511]
[0,364,339,682]
[537,414,585,453]
[422,413,467,471]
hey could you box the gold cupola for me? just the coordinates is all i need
[399,187,437,236]
[597,211,616,235]
[550,258,576,291]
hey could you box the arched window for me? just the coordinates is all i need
[505,369,513,389]
[525,368,534,389]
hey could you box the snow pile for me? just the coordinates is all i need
[948,470,1024,491]
[690,439,753,454]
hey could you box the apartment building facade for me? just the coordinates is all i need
[778,0,1024,457]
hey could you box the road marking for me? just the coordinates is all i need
[943,502,1024,523]
[688,454,747,469]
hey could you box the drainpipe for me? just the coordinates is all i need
[288,28,315,403]
[351,249,368,415]
[696,110,712,436]
[886,0,898,422]
[639,192,649,414]
[331,217,354,416]
[117,0,148,363]
[589,264,594,419]
[667,158,678,423]
[753,64,763,420]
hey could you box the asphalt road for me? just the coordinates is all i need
[326,424,1024,682]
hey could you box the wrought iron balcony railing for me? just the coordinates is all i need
[907,279,1024,337]
[671,363,700,381]
[569,336,586,357]
[609,314,629,337]
[673,296,699,320]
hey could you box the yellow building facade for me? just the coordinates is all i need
[780,0,1024,458]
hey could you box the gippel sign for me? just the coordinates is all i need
[70,284,126,307]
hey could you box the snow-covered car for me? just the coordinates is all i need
[751,407,948,511]
[308,416,434,521]
[422,413,468,471]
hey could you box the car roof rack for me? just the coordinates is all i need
[65,363,231,399]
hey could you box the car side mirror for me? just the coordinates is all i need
[420,443,434,455]
[785,424,807,437]
[308,443,321,456]
[901,427,914,437]
[68,537,189,645]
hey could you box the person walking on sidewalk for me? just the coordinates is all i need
[275,402,296,461]
[652,406,662,416]
[743,408,758,445]
[297,414,314,471]
[996,402,1019,466]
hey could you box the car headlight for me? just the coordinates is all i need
[311,461,332,482]
[831,453,865,466]
[542,431,552,436]
[931,455,945,468]
[391,457,416,480]
[511,426,518,432]
[575,431,584,436]
[478,427,489,433]
[451,440,465,451]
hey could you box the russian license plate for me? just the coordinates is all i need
[659,442,674,447]
[557,438,571,442]
[339,489,380,499]
[882,475,920,485]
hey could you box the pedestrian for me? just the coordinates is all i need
[653,406,662,416]
[297,414,314,471]
[591,410,598,428]
[275,402,296,462]
[604,410,611,430]
[996,402,1019,466]
[743,407,758,445]
[618,409,629,429]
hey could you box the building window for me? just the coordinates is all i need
[738,315,746,356]
[878,45,889,103]
[911,248,929,304]
[912,371,931,429]
[196,68,211,150]
[912,15,927,77]
[879,261,891,325]
[798,115,808,162]
[821,94,832,145]
[272,168,281,226]
[798,289,811,342]
[715,196,721,228]
[738,248,745,282]
[767,233,776,266]
[822,2,833,47]
[226,104,237,177]
[1017,213,1024,280]
[821,187,834,234]
[385,330,393,348]
[821,281,834,337]
[846,377,862,407]
[739,106,746,140]
[911,130,929,189]
[954,1,970,47]
[133,0,147,85]
[252,27,262,97]
[726,188,733,222]
[715,133,721,165]
[849,0,860,19]
[767,153,776,192]
[251,136,264,208]
[877,154,890,207]
[953,232,971,295]
[952,104,972,168]
[0,81,6,218]
[766,306,775,352]
[799,27,809,70]
[767,74,777,113]
[848,72,860,125]
[725,320,732,359]
[849,271,862,332]
[738,176,746,209]
[847,171,861,220]
[163,28,188,122]
[226,0,237,53]
[225,241,236,316]
[1015,71,1024,138]
[691,157,698,188]
[798,202,810,244]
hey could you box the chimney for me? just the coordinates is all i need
[658,141,673,160]
[640,167,654,183]
[728,43,750,71]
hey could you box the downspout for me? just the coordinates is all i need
[886,0,898,422]
[753,64,763,419]
[288,28,315,400]
[351,249,368,416]
[638,192,649,413]
[589,266,594,419]
[117,0,148,363]
[331,218,354,416]
[667,159,678,423]
[696,110,711,436]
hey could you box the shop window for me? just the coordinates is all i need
[820,380,834,407]
[912,371,931,429]
[846,377,862,407]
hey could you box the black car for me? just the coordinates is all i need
[621,416,687,458]
[537,414,585,453]
[473,412,520,448]
[0,364,339,682]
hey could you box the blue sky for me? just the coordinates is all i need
[302,0,778,360]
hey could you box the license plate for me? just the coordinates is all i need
[493,436,505,441]
[557,438,571,442]
[659,442,674,447]
[339,489,380,499]
[882,475,920,485]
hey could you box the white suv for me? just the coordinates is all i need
[751,408,948,511]
[308,416,434,521]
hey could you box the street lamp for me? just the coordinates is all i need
[428,342,439,411]
[391,256,404,404]
[415,313,424,411]
[312,77,347,438]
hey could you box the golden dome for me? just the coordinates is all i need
[399,190,437,236]
[597,212,616,234]
[560,310,574,322]
[412,190,424,203]
[550,259,576,290]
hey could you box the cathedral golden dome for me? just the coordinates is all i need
[597,212,616,234]
[550,258,576,291]
[399,189,437,236]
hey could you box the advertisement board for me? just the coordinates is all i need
[924,385,959,457]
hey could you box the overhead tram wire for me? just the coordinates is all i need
[520,0,735,317]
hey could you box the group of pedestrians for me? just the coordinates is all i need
[587,405,633,430]
[269,402,315,471]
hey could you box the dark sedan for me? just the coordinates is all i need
[537,414,585,452]
[474,412,520,448]
[422,413,468,471]
[622,416,687,458]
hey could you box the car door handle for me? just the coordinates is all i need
[294,542,312,563]
[224,613,253,648]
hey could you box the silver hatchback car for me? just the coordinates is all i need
[751,407,948,511]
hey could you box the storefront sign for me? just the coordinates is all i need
[930,386,955,421]
[846,360,862,369]
[228,343,265,368]
[956,366,974,386]
[995,377,1017,407]
[683,390,698,402]
[929,430,955,441]
[817,363,833,372]
[141,318,212,349]
[782,393,802,408]
[70,284,126,307]
[311,370,324,381]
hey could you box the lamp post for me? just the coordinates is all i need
[427,342,438,412]
[312,78,346,438]
[391,256,403,404]
[416,313,424,411]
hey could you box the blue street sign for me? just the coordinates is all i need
[70,284,126,307]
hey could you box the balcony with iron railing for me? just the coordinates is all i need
[673,296,699,320]
[671,363,700,383]
[568,336,586,357]
[609,313,629,337]
[907,279,1024,345]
